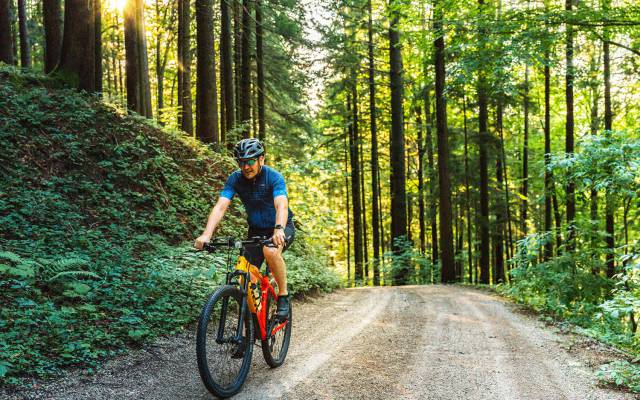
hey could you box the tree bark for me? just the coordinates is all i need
[220,0,234,142]
[124,0,153,117]
[417,107,426,256]
[95,0,102,93]
[494,102,506,284]
[178,0,193,133]
[603,1,615,276]
[234,0,242,125]
[344,132,352,286]
[521,66,529,236]
[256,0,265,140]
[43,0,61,73]
[565,0,576,250]
[0,0,14,64]
[348,92,363,284]
[57,0,95,92]
[463,94,473,283]
[359,123,369,282]
[240,0,251,138]
[477,0,490,284]
[434,0,455,283]
[425,89,438,268]
[17,0,30,68]
[543,49,553,259]
[368,0,380,286]
[389,0,408,284]
[196,0,219,143]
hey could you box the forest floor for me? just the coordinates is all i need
[2,286,636,399]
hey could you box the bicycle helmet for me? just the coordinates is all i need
[234,138,265,160]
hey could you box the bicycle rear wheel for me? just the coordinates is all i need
[261,291,292,367]
[196,285,254,398]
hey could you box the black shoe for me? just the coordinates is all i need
[231,337,246,359]
[276,295,290,321]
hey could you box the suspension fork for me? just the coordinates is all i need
[216,271,249,344]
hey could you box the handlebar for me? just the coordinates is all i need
[202,236,276,252]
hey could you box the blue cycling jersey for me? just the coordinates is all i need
[220,165,294,229]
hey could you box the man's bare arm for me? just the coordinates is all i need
[194,197,231,249]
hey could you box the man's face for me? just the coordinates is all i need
[238,155,264,179]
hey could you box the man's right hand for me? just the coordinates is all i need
[194,234,212,250]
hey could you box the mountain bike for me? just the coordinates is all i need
[196,236,292,399]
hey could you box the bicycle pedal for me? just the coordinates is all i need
[231,338,246,359]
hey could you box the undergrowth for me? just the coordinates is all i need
[0,66,339,385]
[498,230,640,392]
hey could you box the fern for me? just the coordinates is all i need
[0,251,22,263]
[48,270,100,282]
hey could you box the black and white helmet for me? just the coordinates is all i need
[234,138,265,159]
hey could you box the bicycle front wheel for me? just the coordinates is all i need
[196,285,254,398]
[261,291,292,367]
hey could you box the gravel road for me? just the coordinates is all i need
[3,286,636,399]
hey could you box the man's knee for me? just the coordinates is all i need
[263,246,283,261]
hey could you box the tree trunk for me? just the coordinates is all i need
[378,167,386,281]
[43,0,61,73]
[603,0,615,277]
[155,0,174,124]
[256,0,265,140]
[425,89,438,267]
[368,0,380,286]
[239,0,251,138]
[521,66,529,236]
[196,0,219,143]
[348,92,363,284]
[57,0,95,92]
[0,0,14,65]
[499,110,514,262]
[434,0,455,283]
[463,94,473,283]
[178,0,192,133]
[234,0,242,125]
[543,50,553,259]
[344,132,352,286]
[124,0,152,117]
[565,0,576,250]
[95,0,102,93]
[417,107,426,256]
[359,124,369,283]
[17,0,30,68]
[220,0,234,142]
[494,102,506,284]
[389,0,408,284]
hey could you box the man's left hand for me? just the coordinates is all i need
[273,228,286,248]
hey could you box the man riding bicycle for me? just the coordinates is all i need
[194,138,294,320]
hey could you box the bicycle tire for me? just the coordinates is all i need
[196,285,254,398]
[261,291,292,367]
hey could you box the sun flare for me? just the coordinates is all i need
[106,0,127,11]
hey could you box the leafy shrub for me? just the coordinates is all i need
[596,361,640,393]
[383,236,437,285]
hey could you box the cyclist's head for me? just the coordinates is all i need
[234,138,265,161]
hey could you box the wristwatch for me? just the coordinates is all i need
[274,224,284,230]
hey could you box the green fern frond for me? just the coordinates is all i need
[0,251,22,263]
[48,270,100,282]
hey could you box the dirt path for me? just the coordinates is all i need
[3,286,636,399]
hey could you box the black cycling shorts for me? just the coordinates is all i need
[244,220,295,268]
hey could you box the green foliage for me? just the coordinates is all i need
[384,237,437,285]
[0,67,338,385]
[597,361,640,393]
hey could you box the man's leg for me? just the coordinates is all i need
[263,246,287,296]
